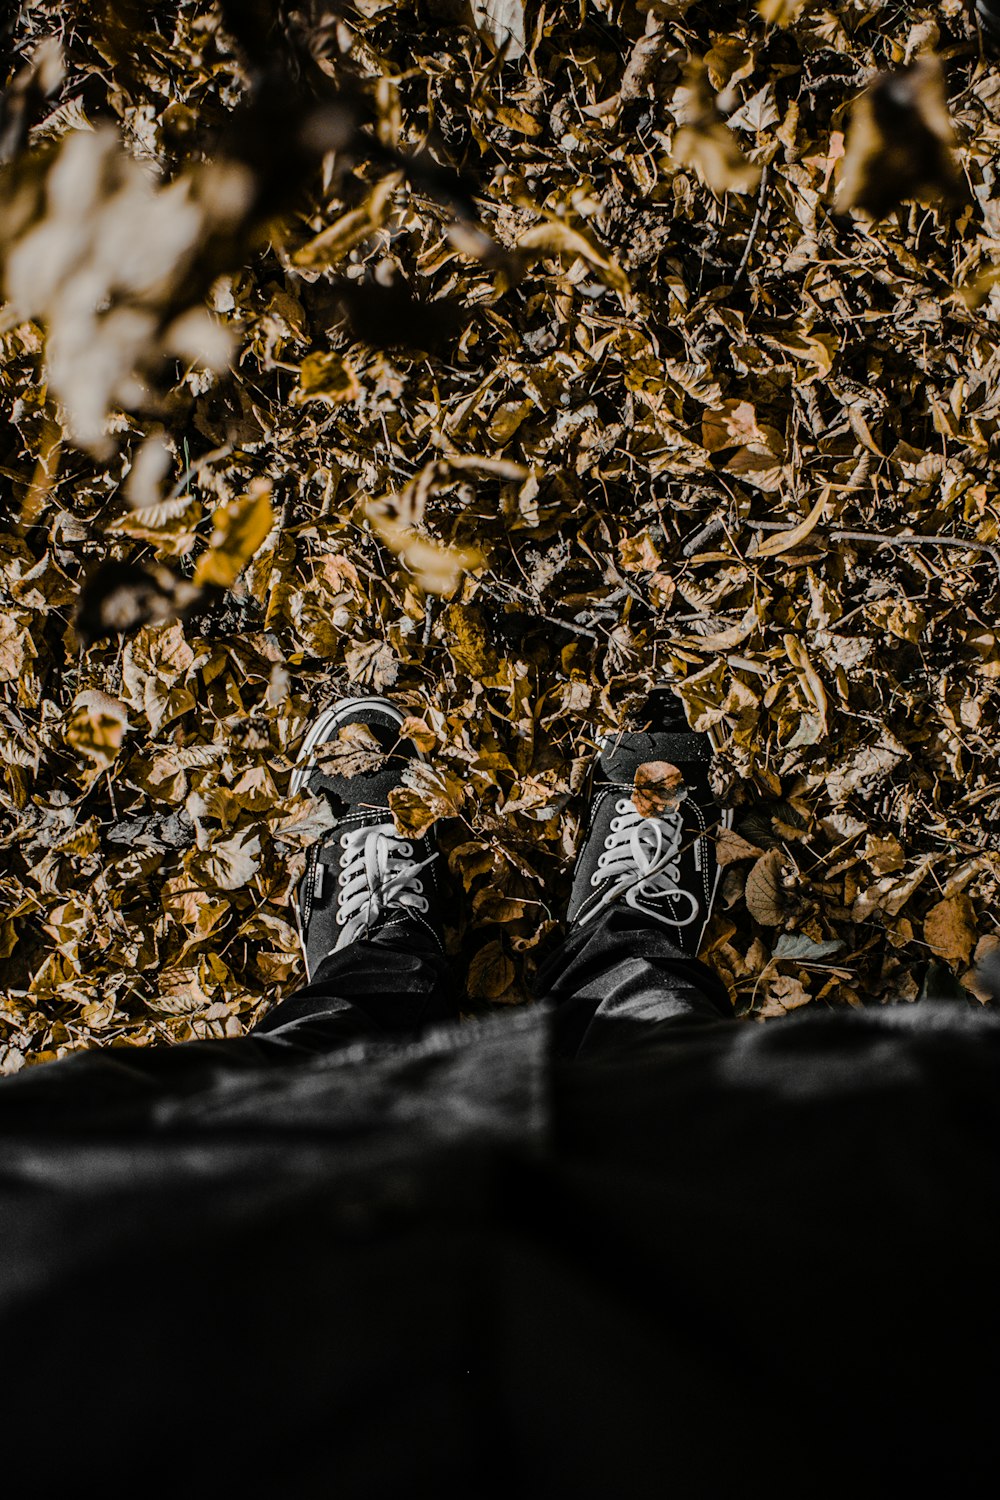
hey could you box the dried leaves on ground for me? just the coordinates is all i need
[2,0,1000,1070]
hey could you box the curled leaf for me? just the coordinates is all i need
[366,506,482,597]
[745,849,786,926]
[291,175,399,270]
[751,491,828,558]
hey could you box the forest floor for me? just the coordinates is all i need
[3,0,1000,1070]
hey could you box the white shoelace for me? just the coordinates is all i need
[330,821,437,951]
[583,797,700,927]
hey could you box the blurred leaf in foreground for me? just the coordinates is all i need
[836,56,963,217]
[671,62,762,197]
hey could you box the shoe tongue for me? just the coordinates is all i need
[599,729,711,788]
[307,712,417,808]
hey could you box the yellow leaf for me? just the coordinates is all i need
[494,105,541,137]
[632,761,684,819]
[783,634,829,737]
[291,175,399,269]
[467,939,516,1000]
[745,849,786,925]
[0,613,37,682]
[292,351,361,406]
[400,716,437,753]
[757,0,807,23]
[388,762,465,837]
[619,530,664,573]
[366,507,482,596]
[64,690,129,772]
[194,481,274,589]
[752,490,828,558]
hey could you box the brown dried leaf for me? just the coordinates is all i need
[716,827,765,867]
[63,690,129,773]
[389,762,465,837]
[291,176,399,270]
[923,895,976,965]
[757,972,811,1018]
[745,849,785,926]
[673,120,761,196]
[466,938,515,1000]
[200,827,261,891]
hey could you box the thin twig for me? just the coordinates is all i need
[480,577,600,641]
[734,164,770,286]
[681,513,727,557]
[745,520,1000,585]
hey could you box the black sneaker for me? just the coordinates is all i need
[290,696,443,979]
[976,0,1000,45]
[566,692,732,956]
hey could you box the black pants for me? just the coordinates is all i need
[251,907,732,1060]
[2,907,998,1498]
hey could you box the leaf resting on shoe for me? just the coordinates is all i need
[389,761,465,837]
[312,723,391,780]
[632,760,684,819]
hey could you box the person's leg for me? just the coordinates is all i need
[250,913,454,1055]
[539,692,734,1061]
[250,693,455,1056]
[536,906,732,1060]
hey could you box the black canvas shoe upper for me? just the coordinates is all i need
[291,697,443,979]
[567,709,731,957]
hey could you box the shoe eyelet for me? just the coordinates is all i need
[340,834,351,848]
[591,872,603,885]
[615,799,630,814]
